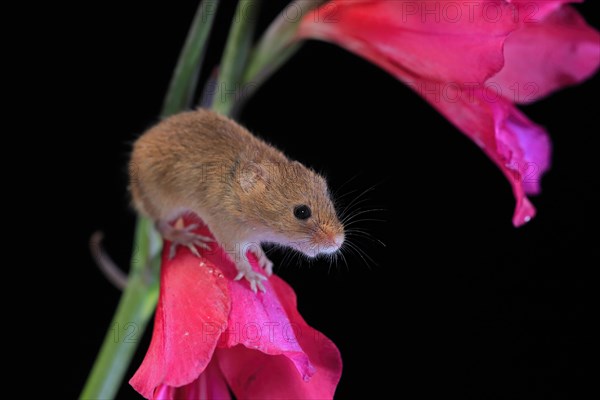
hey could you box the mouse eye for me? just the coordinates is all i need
[293,204,312,220]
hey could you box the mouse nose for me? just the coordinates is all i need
[315,231,345,254]
[333,233,345,248]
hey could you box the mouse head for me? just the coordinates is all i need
[236,159,345,257]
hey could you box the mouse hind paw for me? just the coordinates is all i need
[159,218,214,259]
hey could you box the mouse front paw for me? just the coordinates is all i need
[234,267,267,293]
[249,246,274,276]
[258,256,274,277]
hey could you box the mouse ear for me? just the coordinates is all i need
[238,161,269,193]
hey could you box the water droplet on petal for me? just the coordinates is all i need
[524,216,531,223]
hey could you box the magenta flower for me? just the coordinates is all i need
[129,215,342,399]
[299,0,599,226]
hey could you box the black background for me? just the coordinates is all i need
[38,1,598,398]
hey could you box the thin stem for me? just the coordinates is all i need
[238,0,326,105]
[80,1,218,398]
[162,0,221,117]
[80,218,161,399]
[212,0,262,116]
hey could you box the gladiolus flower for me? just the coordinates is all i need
[298,0,599,226]
[130,215,342,399]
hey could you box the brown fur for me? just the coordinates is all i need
[129,109,344,262]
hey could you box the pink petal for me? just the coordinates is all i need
[215,251,314,380]
[153,358,231,400]
[298,0,565,225]
[217,275,342,399]
[299,0,517,85]
[419,85,551,226]
[131,214,341,398]
[490,100,552,226]
[493,5,600,103]
[492,101,551,197]
[129,240,230,398]
[507,0,582,21]
[193,360,231,400]
[191,224,334,381]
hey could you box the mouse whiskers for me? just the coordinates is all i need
[333,185,386,271]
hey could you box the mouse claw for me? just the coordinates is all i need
[251,279,266,294]
[182,223,199,231]
[192,239,212,250]
[192,234,215,243]
[187,244,201,258]
[250,247,274,276]
[234,269,267,293]
[262,259,273,276]
[250,279,266,293]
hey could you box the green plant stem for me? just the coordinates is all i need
[239,0,326,105]
[80,2,219,398]
[81,0,322,396]
[212,0,262,116]
[80,218,160,399]
[162,0,221,117]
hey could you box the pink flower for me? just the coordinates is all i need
[130,215,342,399]
[299,0,599,226]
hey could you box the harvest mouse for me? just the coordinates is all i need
[129,109,345,292]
